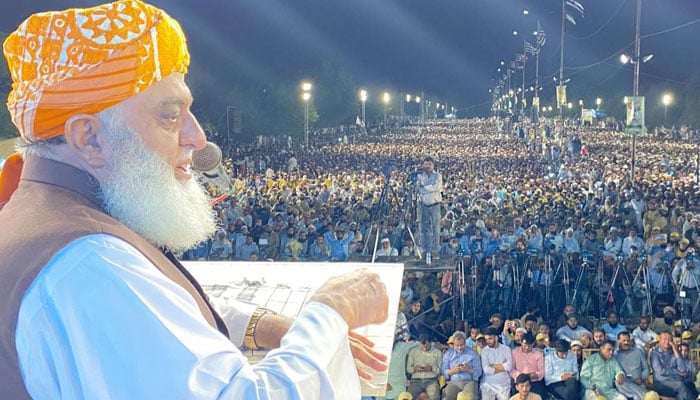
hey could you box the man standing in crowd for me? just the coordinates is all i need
[442,331,483,400]
[406,333,442,400]
[416,156,443,258]
[0,2,388,398]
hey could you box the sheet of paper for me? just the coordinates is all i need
[184,261,404,397]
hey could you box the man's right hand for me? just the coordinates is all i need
[310,269,389,329]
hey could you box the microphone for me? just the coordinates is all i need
[192,142,232,195]
[192,141,223,172]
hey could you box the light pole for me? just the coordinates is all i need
[301,81,312,148]
[662,93,672,124]
[359,89,368,128]
[617,0,651,180]
[225,105,236,154]
[382,92,391,126]
[415,96,422,122]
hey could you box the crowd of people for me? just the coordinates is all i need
[190,119,699,313]
[186,116,700,399]
[385,307,700,400]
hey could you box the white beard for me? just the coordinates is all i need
[99,118,215,252]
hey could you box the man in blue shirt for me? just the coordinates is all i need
[325,225,355,261]
[544,340,580,400]
[442,331,483,400]
[600,311,626,343]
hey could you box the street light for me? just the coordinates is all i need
[662,93,673,124]
[406,94,412,102]
[596,98,602,109]
[301,81,312,147]
[359,89,368,127]
[382,92,391,126]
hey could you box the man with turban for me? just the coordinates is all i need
[0,1,388,398]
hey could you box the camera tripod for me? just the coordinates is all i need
[362,162,419,263]
[619,256,654,319]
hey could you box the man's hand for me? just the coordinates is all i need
[349,332,388,380]
[252,313,388,381]
[616,373,625,385]
[460,364,473,374]
[529,372,538,380]
[561,373,572,381]
[634,378,643,385]
[310,269,389,329]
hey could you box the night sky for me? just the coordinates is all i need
[2,0,700,114]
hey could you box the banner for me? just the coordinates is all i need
[533,96,540,111]
[624,96,645,135]
[556,85,567,107]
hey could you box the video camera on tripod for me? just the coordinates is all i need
[582,251,596,266]
[382,160,395,179]
[407,170,420,184]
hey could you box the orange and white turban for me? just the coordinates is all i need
[0,0,190,206]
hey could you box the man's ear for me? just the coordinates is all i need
[63,114,106,168]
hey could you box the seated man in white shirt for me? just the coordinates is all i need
[631,315,658,352]
[481,327,513,400]
[377,237,399,257]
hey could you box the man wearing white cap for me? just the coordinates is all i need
[377,237,399,257]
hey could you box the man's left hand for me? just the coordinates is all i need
[349,331,388,380]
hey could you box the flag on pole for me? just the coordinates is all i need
[515,53,528,64]
[536,21,546,47]
[565,0,584,25]
[524,41,537,55]
[355,116,364,128]
[566,0,585,16]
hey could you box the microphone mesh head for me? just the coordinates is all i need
[192,142,222,172]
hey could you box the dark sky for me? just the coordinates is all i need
[2,0,700,114]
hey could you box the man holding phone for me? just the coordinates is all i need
[443,331,483,400]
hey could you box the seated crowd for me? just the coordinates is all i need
[385,305,700,400]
